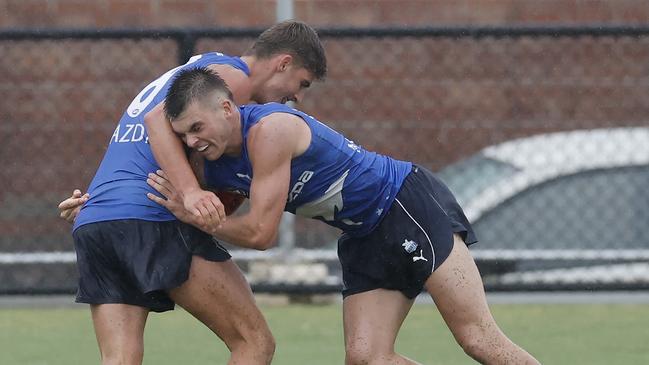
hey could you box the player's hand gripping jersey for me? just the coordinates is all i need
[204,103,412,236]
[74,53,250,230]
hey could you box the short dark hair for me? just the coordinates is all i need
[244,20,327,80]
[164,67,233,120]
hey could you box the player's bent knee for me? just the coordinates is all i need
[252,330,276,360]
[458,337,489,362]
[245,314,276,355]
[454,323,505,362]
[230,326,275,362]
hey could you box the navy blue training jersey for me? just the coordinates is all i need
[204,103,412,236]
[74,52,250,231]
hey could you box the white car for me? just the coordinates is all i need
[437,127,649,289]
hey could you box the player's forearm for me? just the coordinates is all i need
[212,214,278,250]
[144,109,201,194]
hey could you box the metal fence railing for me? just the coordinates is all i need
[1,25,648,294]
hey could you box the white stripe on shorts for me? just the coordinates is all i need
[394,198,436,272]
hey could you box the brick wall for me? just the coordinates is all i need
[2,2,649,254]
[2,0,649,29]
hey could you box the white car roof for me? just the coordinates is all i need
[462,127,649,221]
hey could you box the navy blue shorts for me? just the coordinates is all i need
[338,165,478,299]
[73,219,230,312]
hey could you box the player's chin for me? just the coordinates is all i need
[202,149,221,161]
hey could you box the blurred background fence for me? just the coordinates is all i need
[1,25,648,294]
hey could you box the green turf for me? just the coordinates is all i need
[1,302,648,364]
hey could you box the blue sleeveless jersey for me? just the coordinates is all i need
[204,103,412,236]
[74,52,250,231]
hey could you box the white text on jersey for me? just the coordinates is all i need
[110,124,148,144]
[289,170,314,202]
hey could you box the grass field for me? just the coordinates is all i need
[1,302,648,364]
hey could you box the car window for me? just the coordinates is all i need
[437,155,519,205]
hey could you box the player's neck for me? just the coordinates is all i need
[240,55,275,90]
[223,109,244,157]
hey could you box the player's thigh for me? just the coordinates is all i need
[90,304,149,354]
[424,234,496,337]
[343,289,415,351]
[168,256,271,343]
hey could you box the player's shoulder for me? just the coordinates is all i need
[245,103,300,123]
[248,107,310,151]
[205,64,252,104]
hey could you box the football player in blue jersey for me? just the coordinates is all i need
[143,67,540,365]
[57,21,326,365]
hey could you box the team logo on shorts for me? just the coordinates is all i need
[413,249,428,262]
[402,239,418,253]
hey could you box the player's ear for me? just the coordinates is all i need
[222,99,234,116]
[277,54,293,72]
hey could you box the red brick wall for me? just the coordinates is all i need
[2,1,649,253]
[2,0,649,29]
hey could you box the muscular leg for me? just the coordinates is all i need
[425,234,540,364]
[168,256,275,365]
[342,289,421,365]
[90,304,149,365]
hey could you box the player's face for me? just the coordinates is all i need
[256,64,313,104]
[171,98,235,161]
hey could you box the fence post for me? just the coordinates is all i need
[276,0,297,254]
[177,31,196,64]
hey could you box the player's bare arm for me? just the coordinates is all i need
[147,113,310,249]
[146,170,227,232]
[208,113,310,249]
[144,104,226,227]
[145,150,244,232]
[143,66,250,228]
